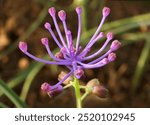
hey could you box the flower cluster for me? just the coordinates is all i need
[19,6,121,97]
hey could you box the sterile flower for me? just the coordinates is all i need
[19,6,121,95]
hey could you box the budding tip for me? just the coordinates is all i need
[48,7,56,17]
[76,7,82,15]
[41,82,51,92]
[99,32,105,37]
[108,53,116,62]
[107,32,114,40]
[60,47,67,54]
[102,7,110,17]
[110,40,121,51]
[18,41,28,53]
[41,38,49,45]
[44,22,51,29]
[58,10,66,21]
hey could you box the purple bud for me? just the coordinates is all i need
[99,32,104,37]
[101,58,109,65]
[102,7,110,17]
[41,38,49,45]
[47,85,63,97]
[74,68,84,79]
[55,51,64,59]
[60,47,67,54]
[110,40,121,51]
[92,85,109,98]
[44,22,51,29]
[76,7,82,15]
[107,32,114,40]
[19,41,28,53]
[108,53,116,62]
[95,32,104,40]
[41,82,51,92]
[58,10,66,21]
[48,7,56,17]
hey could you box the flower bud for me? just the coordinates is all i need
[99,32,104,37]
[44,22,51,29]
[58,10,66,21]
[107,32,114,40]
[76,7,82,15]
[60,47,67,54]
[48,7,56,17]
[58,71,73,85]
[55,51,64,59]
[95,32,104,40]
[92,85,108,98]
[86,78,100,88]
[41,38,49,45]
[102,7,110,17]
[75,68,84,79]
[41,82,51,92]
[108,53,116,62]
[19,42,28,53]
[110,40,121,51]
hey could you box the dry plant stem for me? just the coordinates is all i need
[73,77,82,108]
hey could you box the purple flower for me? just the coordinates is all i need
[41,82,63,97]
[18,7,121,93]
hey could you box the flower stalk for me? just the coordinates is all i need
[73,77,82,108]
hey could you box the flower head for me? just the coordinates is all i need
[18,6,121,93]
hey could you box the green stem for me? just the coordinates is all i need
[73,77,82,108]
[63,82,73,89]
[132,35,150,93]
[20,62,44,101]
[81,91,89,101]
[0,79,27,108]
[81,4,88,32]
[80,85,86,89]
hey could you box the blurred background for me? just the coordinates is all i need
[0,0,150,108]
